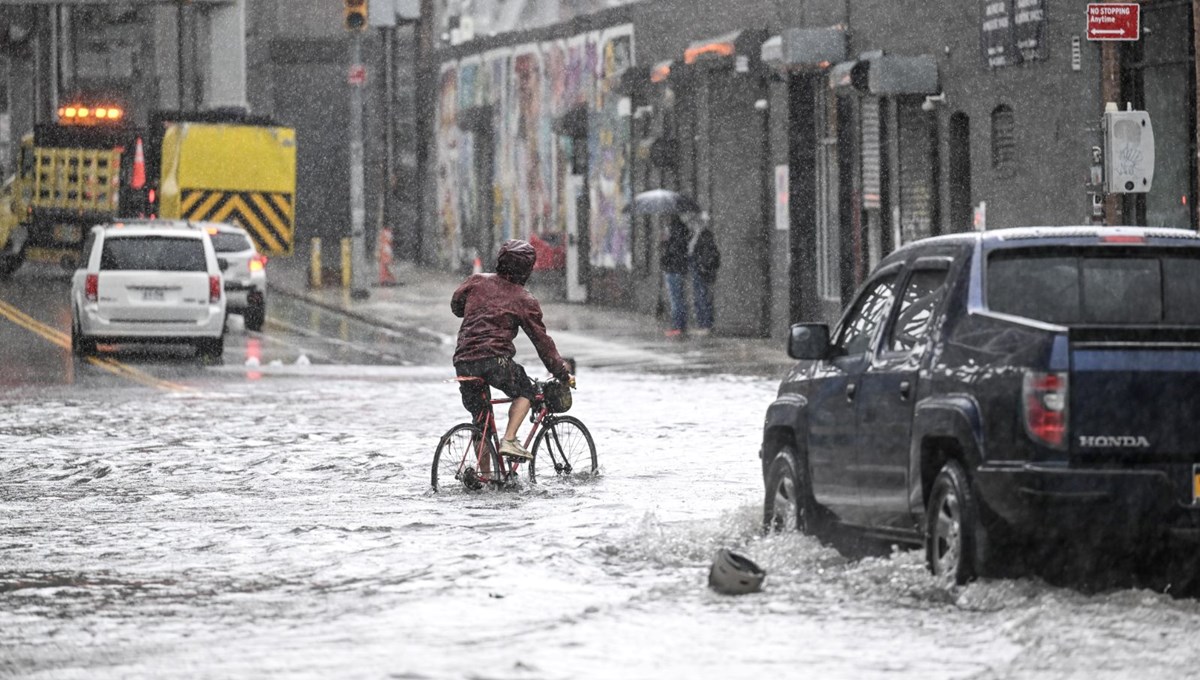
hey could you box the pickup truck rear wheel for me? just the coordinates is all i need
[925,460,981,585]
[763,446,827,538]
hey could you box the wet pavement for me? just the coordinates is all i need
[3,266,1200,679]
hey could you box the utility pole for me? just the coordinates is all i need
[383,24,396,243]
[1100,41,1122,226]
[414,0,434,264]
[1193,0,1200,228]
[345,0,370,299]
[349,32,370,299]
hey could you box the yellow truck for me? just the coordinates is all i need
[0,104,296,279]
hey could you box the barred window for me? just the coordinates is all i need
[991,105,1016,177]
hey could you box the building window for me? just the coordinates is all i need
[991,105,1016,177]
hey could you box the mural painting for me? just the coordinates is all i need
[436,24,635,272]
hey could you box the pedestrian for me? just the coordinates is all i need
[660,214,691,338]
[689,214,720,336]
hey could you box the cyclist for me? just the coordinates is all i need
[451,239,575,461]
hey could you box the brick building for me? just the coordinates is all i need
[427,0,1199,336]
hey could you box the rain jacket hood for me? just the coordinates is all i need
[496,239,536,285]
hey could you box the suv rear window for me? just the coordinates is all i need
[100,236,207,272]
[211,232,253,253]
[987,249,1200,325]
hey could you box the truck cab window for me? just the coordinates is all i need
[887,269,950,353]
[836,274,897,356]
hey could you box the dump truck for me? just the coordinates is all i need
[0,101,296,279]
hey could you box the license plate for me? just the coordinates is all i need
[141,289,165,302]
[1194,465,1200,504]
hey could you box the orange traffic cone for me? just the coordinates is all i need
[377,228,397,286]
[472,255,483,274]
[131,137,146,190]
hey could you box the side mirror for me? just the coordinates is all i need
[217,257,229,272]
[787,323,831,360]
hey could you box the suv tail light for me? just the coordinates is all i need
[249,254,267,273]
[85,273,98,302]
[1023,371,1068,448]
[209,275,221,303]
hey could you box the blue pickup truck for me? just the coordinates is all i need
[762,226,1200,585]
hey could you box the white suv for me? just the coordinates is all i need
[71,220,227,359]
[205,223,268,331]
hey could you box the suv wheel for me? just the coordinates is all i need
[763,446,827,538]
[196,336,224,362]
[71,319,96,357]
[243,300,266,332]
[925,460,981,585]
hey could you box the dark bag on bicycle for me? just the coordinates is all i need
[543,380,572,413]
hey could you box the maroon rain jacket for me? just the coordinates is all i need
[451,273,571,381]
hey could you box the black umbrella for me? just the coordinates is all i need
[629,189,701,215]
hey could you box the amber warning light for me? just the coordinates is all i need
[57,105,124,124]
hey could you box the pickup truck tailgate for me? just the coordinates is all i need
[1070,329,1200,460]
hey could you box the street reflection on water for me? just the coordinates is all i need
[3,369,1200,679]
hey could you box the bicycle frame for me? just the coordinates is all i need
[460,394,552,485]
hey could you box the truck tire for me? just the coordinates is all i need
[763,446,828,539]
[925,459,987,585]
[0,252,24,281]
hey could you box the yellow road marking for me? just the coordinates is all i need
[0,299,189,392]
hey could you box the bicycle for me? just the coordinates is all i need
[431,377,598,491]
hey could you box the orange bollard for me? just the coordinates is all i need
[377,228,397,286]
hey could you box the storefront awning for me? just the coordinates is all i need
[683,29,770,69]
[761,28,845,71]
[829,54,939,95]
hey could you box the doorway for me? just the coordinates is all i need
[948,112,972,232]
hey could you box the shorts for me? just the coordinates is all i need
[454,357,537,422]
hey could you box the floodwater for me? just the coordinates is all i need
[3,368,1200,679]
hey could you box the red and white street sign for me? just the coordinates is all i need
[348,64,367,86]
[1087,3,1140,41]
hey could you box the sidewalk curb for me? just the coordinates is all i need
[267,282,449,346]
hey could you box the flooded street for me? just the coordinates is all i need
[4,367,1200,679]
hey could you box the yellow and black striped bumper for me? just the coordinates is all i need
[180,189,294,255]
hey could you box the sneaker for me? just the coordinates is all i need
[690,328,711,337]
[499,437,533,461]
[664,329,683,338]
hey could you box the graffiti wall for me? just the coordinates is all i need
[435,24,634,270]
[435,0,645,39]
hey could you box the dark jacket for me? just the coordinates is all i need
[451,273,571,381]
[690,227,720,283]
[660,218,691,274]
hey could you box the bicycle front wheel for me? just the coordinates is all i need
[529,416,597,484]
[432,423,493,492]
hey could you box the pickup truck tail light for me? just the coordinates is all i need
[84,273,98,302]
[1023,371,1068,448]
[209,275,221,303]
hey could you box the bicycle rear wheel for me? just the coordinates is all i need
[529,416,597,484]
[432,423,500,491]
